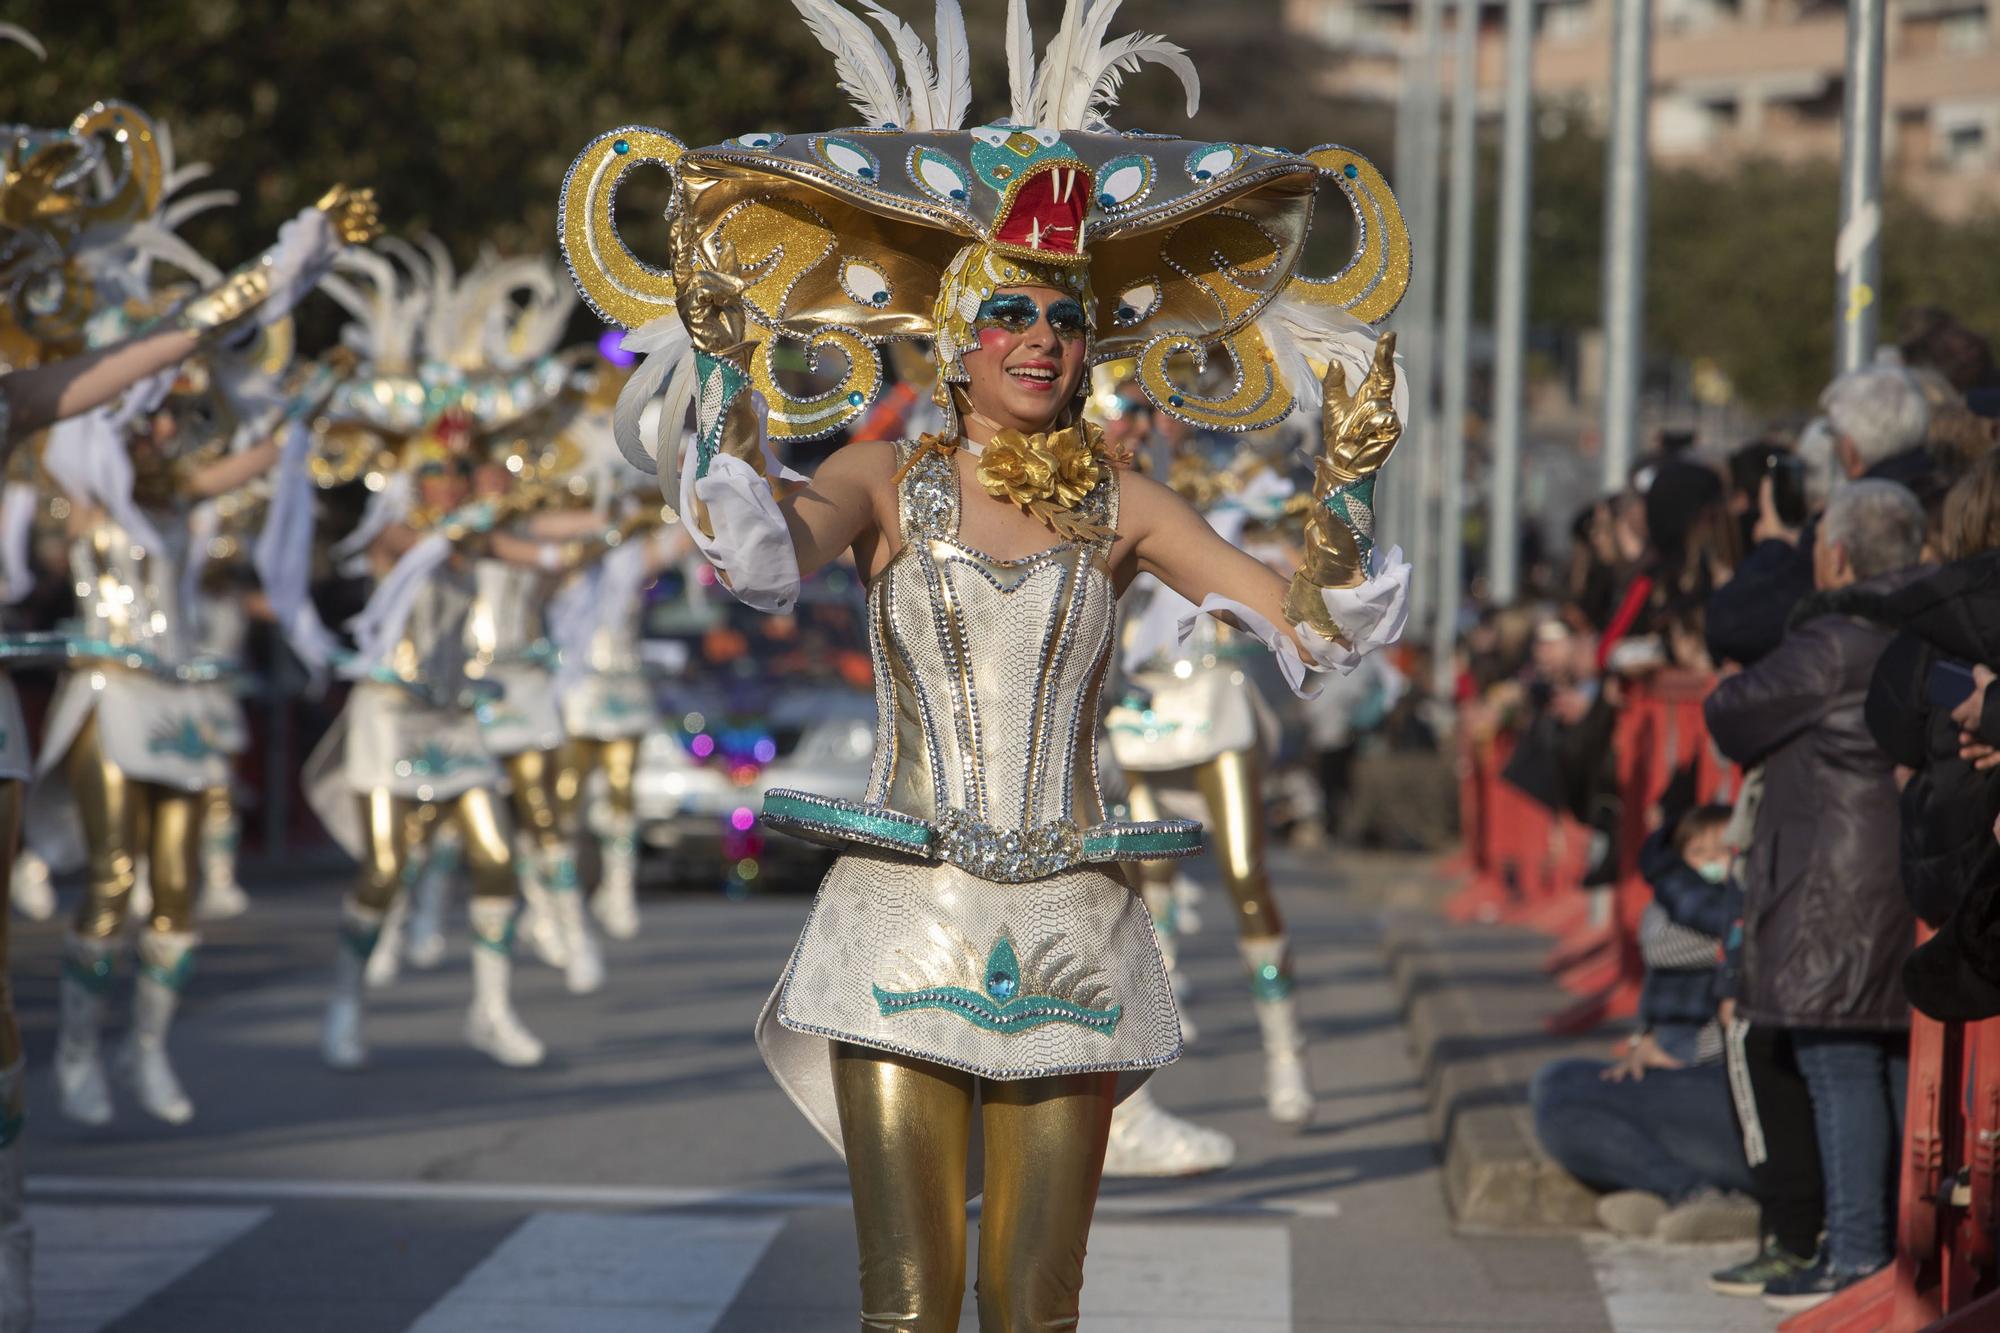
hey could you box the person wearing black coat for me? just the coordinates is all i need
[1859,548,2000,930]
[1702,478,1928,1307]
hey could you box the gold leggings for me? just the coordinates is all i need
[1126,747,1283,940]
[0,779,21,1078]
[69,713,200,939]
[353,786,516,914]
[502,750,565,855]
[833,1043,1116,1332]
[555,734,638,829]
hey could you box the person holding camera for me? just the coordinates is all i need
[1703,479,1929,1309]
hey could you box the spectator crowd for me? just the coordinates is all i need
[1458,308,2000,1314]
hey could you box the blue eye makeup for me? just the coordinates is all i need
[973,293,1090,341]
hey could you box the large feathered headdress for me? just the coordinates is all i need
[562,0,1408,474]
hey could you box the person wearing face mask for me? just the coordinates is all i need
[1530,805,1758,1242]
[562,3,1416,1321]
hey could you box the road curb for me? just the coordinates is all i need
[1384,904,1600,1232]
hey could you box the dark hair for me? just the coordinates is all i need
[1672,804,1733,854]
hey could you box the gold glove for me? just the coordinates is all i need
[1283,333,1401,636]
[175,185,382,336]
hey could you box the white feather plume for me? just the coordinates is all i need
[933,1,972,131]
[159,188,238,236]
[1031,0,1096,132]
[790,0,909,129]
[1255,289,1407,425]
[0,24,46,60]
[613,315,692,477]
[1005,0,1036,125]
[858,1,941,132]
[1078,32,1199,130]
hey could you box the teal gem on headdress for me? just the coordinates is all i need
[1343,162,1359,179]
[614,139,630,155]
[984,936,1021,1002]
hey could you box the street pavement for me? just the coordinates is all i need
[7,847,1775,1331]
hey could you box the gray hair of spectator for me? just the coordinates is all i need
[1819,366,1932,468]
[1797,416,1838,510]
[1821,480,1927,578]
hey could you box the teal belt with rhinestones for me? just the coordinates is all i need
[760,789,1202,884]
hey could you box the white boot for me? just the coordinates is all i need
[126,860,154,930]
[1172,870,1206,936]
[55,935,115,1126]
[10,851,53,922]
[194,802,249,921]
[119,932,196,1124]
[1242,937,1315,1128]
[404,828,457,970]
[545,852,604,995]
[512,837,569,970]
[1141,878,1196,1043]
[589,821,641,941]
[465,901,545,1068]
[322,901,381,1071]
[0,1059,30,1333]
[363,893,408,990]
[1102,1085,1236,1177]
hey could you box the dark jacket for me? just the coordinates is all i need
[1704,574,1918,1030]
[1857,551,2000,927]
[1705,535,1815,667]
[1637,828,1730,1028]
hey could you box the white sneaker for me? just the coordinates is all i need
[1102,1086,1236,1177]
[1262,1045,1315,1128]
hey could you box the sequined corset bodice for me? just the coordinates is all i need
[71,516,193,665]
[760,440,1202,882]
[867,440,1120,832]
[384,570,478,689]
[468,557,547,665]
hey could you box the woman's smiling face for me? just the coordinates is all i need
[958,285,1091,435]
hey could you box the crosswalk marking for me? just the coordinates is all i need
[405,1212,784,1333]
[27,1202,269,1333]
[960,1219,1292,1333]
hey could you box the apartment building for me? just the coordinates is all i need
[1283,0,2000,216]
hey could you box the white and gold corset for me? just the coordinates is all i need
[70,517,195,667]
[379,570,479,695]
[467,557,552,669]
[761,440,1200,882]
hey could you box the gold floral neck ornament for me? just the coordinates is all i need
[978,422,1113,544]
[891,422,1115,544]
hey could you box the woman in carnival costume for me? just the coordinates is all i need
[304,243,624,1069]
[1108,430,1330,1131]
[563,1,1413,1321]
[0,28,376,1328]
[546,356,686,943]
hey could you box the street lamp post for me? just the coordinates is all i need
[1598,0,1652,492]
[1396,0,1446,629]
[1434,0,1479,694]
[1836,0,1886,373]
[1487,0,1535,607]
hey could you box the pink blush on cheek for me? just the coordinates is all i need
[974,328,1014,352]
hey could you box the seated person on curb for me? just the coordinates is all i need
[1531,806,1758,1242]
